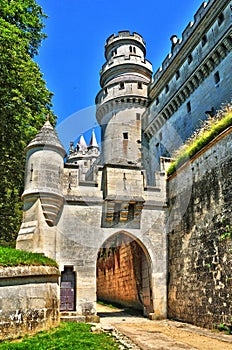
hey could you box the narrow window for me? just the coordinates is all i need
[188,54,193,64]
[123,132,128,140]
[128,203,135,221]
[30,164,33,181]
[156,97,159,105]
[133,47,136,54]
[214,71,220,84]
[129,46,132,53]
[138,82,142,89]
[187,101,191,113]
[176,70,180,80]
[218,13,224,26]
[113,203,121,224]
[119,82,125,89]
[165,84,169,93]
[202,34,207,47]
[136,113,141,120]
[104,88,108,95]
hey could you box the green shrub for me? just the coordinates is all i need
[167,106,232,176]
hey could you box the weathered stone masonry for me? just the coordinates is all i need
[0,266,60,340]
[168,128,232,328]
[97,234,152,314]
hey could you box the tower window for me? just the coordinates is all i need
[133,47,136,54]
[156,97,159,105]
[218,13,224,26]
[138,82,142,89]
[176,70,180,80]
[188,54,193,64]
[129,46,132,53]
[128,203,135,221]
[119,82,125,89]
[214,71,220,85]
[165,84,169,93]
[202,34,207,47]
[112,49,117,56]
[136,113,141,120]
[104,88,108,95]
[113,203,121,224]
[123,132,128,140]
[187,101,191,113]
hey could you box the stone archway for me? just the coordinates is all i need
[96,231,153,316]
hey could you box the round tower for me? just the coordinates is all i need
[22,121,66,226]
[95,31,152,165]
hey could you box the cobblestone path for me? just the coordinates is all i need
[97,304,232,350]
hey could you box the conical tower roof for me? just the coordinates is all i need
[78,134,88,152]
[26,121,66,157]
[88,129,99,149]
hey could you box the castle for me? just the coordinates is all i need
[16,0,232,326]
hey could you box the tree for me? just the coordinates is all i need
[0,1,56,246]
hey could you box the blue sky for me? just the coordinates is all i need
[36,0,203,149]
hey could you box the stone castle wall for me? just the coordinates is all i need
[142,0,232,179]
[167,127,232,328]
[0,266,60,340]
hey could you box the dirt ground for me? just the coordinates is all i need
[97,304,232,350]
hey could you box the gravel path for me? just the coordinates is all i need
[96,304,232,350]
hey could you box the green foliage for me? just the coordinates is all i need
[0,1,56,246]
[0,246,58,267]
[219,225,232,240]
[0,323,120,349]
[0,0,47,57]
[167,107,232,176]
[217,323,231,335]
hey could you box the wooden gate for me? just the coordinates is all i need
[60,267,75,311]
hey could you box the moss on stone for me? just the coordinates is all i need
[167,108,232,176]
[0,246,58,267]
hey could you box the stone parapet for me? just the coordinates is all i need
[0,266,60,340]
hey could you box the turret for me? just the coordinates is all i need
[66,130,100,181]
[95,31,153,165]
[22,120,66,226]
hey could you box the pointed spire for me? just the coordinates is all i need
[88,129,99,149]
[78,135,87,152]
[26,120,66,157]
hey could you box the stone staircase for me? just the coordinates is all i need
[60,311,100,323]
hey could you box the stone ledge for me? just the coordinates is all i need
[0,266,60,279]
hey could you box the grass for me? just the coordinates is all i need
[167,105,232,176]
[0,246,58,267]
[0,322,120,349]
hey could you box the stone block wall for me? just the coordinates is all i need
[167,128,232,328]
[97,235,145,310]
[0,266,60,340]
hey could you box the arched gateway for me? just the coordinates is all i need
[16,31,168,321]
[97,231,154,316]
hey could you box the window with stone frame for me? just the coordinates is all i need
[187,101,191,113]
[113,203,121,224]
[214,71,220,85]
[128,203,135,221]
[218,12,224,26]
[119,82,125,89]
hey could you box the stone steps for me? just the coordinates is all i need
[60,312,100,323]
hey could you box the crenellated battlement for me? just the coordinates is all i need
[151,0,218,84]
[105,31,146,47]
